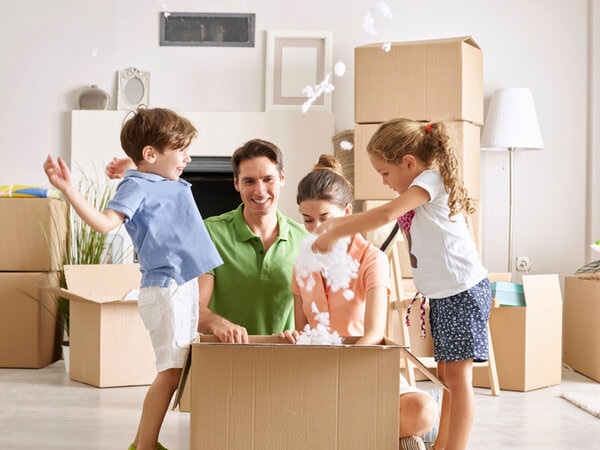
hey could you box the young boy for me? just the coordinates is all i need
[43,107,222,450]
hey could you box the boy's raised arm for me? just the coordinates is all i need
[44,154,125,234]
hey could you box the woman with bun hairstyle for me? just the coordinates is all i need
[284,154,438,450]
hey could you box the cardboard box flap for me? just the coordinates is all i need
[172,334,447,410]
[522,274,562,309]
[358,35,479,50]
[53,264,141,304]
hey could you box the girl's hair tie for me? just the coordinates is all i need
[425,123,432,133]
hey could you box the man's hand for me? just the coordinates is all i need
[106,157,135,179]
[212,320,249,344]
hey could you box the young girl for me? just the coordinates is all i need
[313,120,491,450]
[285,154,438,450]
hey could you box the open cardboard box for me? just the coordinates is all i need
[45,264,156,387]
[174,335,446,450]
[473,274,563,392]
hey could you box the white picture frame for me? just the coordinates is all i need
[117,67,150,110]
[265,31,333,112]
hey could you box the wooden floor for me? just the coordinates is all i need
[1,360,600,449]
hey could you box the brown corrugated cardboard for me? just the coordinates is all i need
[355,36,483,125]
[353,123,389,201]
[45,264,156,387]
[353,121,481,201]
[563,277,600,382]
[472,274,563,391]
[0,272,62,368]
[175,335,446,449]
[0,198,68,271]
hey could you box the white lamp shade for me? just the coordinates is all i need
[481,88,544,151]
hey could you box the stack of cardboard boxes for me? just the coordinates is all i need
[353,35,484,371]
[0,198,68,368]
[353,36,484,249]
[354,37,564,393]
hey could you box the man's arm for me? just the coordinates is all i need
[106,157,135,179]
[197,273,249,343]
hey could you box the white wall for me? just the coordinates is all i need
[0,0,597,286]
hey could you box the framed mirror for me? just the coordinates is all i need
[117,67,150,110]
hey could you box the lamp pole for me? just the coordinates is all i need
[508,146,515,272]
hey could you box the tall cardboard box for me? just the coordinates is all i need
[353,121,481,200]
[178,335,445,450]
[46,264,157,387]
[0,198,68,271]
[563,276,600,382]
[353,123,391,201]
[0,272,62,368]
[355,36,483,125]
[472,274,563,392]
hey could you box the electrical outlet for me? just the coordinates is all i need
[516,256,531,272]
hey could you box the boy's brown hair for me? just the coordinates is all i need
[120,107,197,164]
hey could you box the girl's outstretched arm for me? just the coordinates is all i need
[44,155,125,234]
[313,186,430,253]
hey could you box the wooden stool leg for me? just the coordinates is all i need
[486,322,500,396]
[398,303,416,386]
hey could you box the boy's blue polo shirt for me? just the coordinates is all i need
[204,204,307,335]
[107,170,222,288]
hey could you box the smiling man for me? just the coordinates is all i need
[197,139,308,342]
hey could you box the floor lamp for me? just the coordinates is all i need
[480,88,544,272]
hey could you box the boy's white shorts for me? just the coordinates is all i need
[138,278,199,372]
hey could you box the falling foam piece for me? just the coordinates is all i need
[372,0,393,18]
[362,11,377,36]
[334,60,346,77]
[158,0,171,17]
[363,1,393,37]
[301,74,335,114]
[339,140,353,150]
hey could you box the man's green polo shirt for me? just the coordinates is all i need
[204,204,308,335]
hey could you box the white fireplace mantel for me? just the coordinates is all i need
[71,110,336,221]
